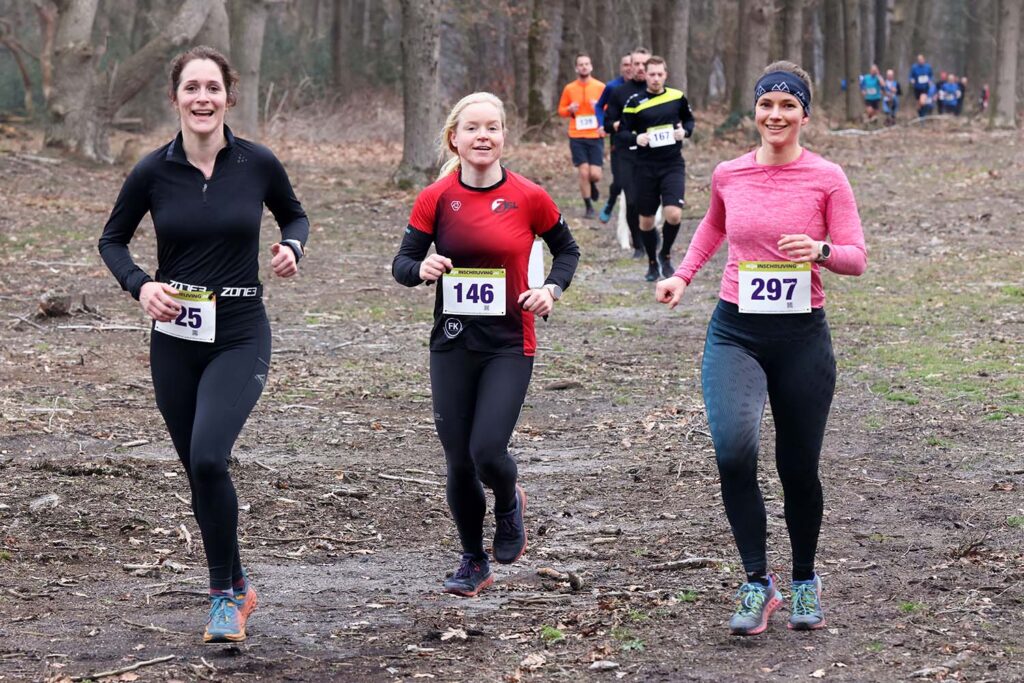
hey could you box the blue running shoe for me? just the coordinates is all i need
[204,594,245,643]
[598,205,613,223]
[443,554,494,597]
[729,574,783,636]
[788,575,826,630]
[493,485,527,564]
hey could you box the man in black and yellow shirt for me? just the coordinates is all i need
[621,55,695,281]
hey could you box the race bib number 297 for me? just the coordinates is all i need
[737,261,811,314]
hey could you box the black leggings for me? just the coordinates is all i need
[701,301,836,580]
[430,349,533,558]
[151,308,271,590]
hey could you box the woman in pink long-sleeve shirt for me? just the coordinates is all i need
[656,61,867,636]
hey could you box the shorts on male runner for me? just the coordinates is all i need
[570,138,603,167]
[635,162,685,216]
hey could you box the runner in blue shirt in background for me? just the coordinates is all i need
[882,69,901,126]
[938,73,962,115]
[909,54,933,101]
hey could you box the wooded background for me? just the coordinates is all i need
[0,1,1021,179]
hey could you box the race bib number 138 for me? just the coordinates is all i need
[737,261,811,314]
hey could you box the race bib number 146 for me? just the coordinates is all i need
[737,261,811,314]
[442,268,506,316]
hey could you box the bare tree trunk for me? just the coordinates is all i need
[732,0,772,114]
[527,0,563,131]
[965,0,997,88]
[782,0,804,64]
[687,0,716,108]
[45,0,213,161]
[0,20,36,115]
[395,0,442,187]
[990,0,1020,128]
[720,0,741,107]
[34,0,58,104]
[860,0,873,70]
[665,0,690,93]
[510,0,531,116]
[844,0,862,121]
[887,0,916,86]
[909,0,933,58]
[229,0,267,138]
[331,0,347,89]
[557,0,581,89]
[823,0,844,114]
[197,0,231,54]
[874,0,887,66]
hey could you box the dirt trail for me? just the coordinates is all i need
[1,120,1022,682]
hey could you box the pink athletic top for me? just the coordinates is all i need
[675,149,867,308]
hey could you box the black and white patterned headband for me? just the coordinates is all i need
[754,72,811,115]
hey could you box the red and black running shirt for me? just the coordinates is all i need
[392,168,579,356]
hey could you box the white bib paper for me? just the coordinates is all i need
[647,124,675,148]
[575,114,598,130]
[154,290,216,342]
[737,261,811,314]
[442,268,506,316]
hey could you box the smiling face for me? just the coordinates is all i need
[450,101,505,172]
[173,58,229,137]
[755,91,808,149]
[620,55,633,79]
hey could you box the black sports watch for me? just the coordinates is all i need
[816,242,831,263]
[544,284,563,300]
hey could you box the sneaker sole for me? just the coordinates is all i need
[238,587,259,625]
[443,573,494,598]
[204,628,246,643]
[788,617,827,631]
[730,593,783,636]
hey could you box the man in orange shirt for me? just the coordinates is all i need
[558,53,605,219]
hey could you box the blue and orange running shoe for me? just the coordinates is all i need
[788,575,826,630]
[203,594,245,643]
[729,574,783,636]
[493,485,527,564]
[598,204,613,223]
[232,582,259,631]
[443,554,494,597]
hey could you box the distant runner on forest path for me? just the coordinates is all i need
[656,60,867,636]
[97,46,309,644]
[595,52,634,224]
[558,53,606,219]
[392,92,580,598]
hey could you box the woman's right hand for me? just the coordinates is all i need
[419,254,453,283]
[139,282,181,322]
[655,276,687,309]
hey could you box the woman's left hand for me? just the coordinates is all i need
[518,287,555,318]
[778,234,824,263]
[270,243,298,278]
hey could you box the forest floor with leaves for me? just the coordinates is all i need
[0,115,1022,683]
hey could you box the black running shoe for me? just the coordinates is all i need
[493,485,527,564]
[645,261,660,282]
[443,554,493,597]
[590,181,600,202]
[584,206,596,219]
[658,254,675,278]
[632,247,645,259]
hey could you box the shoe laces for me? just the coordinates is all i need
[791,582,820,616]
[734,583,768,617]
[453,554,481,580]
[495,501,521,539]
[209,595,235,625]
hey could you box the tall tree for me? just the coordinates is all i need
[823,0,845,114]
[229,0,268,138]
[887,0,918,85]
[843,0,862,120]
[44,0,214,161]
[395,0,443,186]
[665,0,690,93]
[965,0,997,88]
[990,0,1020,128]
[687,0,717,108]
[526,0,563,131]
[874,0,888,67]
[781,0,804,64]
[732,0,772,114]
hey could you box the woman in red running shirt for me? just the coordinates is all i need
[392,93,580,597]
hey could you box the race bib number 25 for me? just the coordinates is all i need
[737,261,811,314]
[153,290,216,342]
[442,268,506,316]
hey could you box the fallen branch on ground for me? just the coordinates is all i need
[70,654,175,681]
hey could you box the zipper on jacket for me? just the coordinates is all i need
[202,181,208,204]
